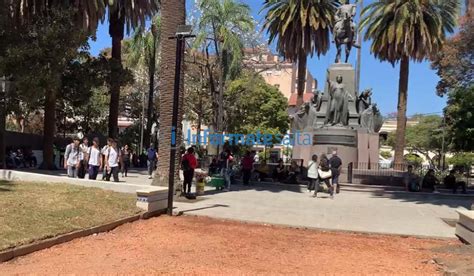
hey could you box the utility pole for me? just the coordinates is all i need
[441,114,446,171]
[167,25,194,216]
[355,0,363,94]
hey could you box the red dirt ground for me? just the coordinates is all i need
[0,216,464,275]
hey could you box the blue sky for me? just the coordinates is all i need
[88,0,458,117]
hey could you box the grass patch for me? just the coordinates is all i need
[0,180,141,251]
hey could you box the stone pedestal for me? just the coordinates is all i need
[136,188,168,213]
[293,128,358,168]
[455,209,474,244]
[357,130,380,166]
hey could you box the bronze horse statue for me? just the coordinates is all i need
[334,14,357,64]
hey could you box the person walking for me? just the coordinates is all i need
[121,144,131,177]
[317,153,333,198]
[146,144,158,179]
[307,154,319,194]
[104,138,120,182]
[181,147,197,195]
[241,151,254,186]
[64,137,82,178]
[87,137,102,180]
[78,137,89,179]
[100,143,109,180]
[329,151,343,194]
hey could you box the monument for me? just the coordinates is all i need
[291,0,383,169]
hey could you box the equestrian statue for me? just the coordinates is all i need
[333,0,360,63]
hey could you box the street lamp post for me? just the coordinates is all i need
[0,76,12,169]
[167,25,195,216]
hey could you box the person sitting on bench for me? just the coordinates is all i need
[255,160,270,182]
[273,159,287,182]
[286,160,300,184]
[422,169,440,193]
[444,170,467,194]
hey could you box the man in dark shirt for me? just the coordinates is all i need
[444,170,467,194]
[329,151,342,194]
[146,143,158,179]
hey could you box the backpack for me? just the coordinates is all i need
[181,158,191,171]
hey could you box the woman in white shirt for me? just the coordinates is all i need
[307,154,319,196]
[105,138,120,182]
[87,137,102,180]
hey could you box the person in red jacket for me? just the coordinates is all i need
[241,151,254,185]
[181,147,198,195]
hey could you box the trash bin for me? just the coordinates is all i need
[196,180,205,195]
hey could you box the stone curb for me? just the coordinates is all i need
[0,211,165,263]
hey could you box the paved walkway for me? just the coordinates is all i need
[174,183,473,238]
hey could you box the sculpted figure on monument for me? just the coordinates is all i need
[326,75,353,126]
[306,89,322,130]
[357,88,372,114]
[290,104,310,131]
[333,0,359,63]
[360,104,383,133]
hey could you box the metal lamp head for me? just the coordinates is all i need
[175,25,193,37]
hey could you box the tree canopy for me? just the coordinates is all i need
[225,72,289,138]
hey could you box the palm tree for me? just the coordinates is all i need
[196,0,254,133]
[152,0,186,186]
[107,0,159,138]
[262,0,338,107]
[360,0,459,166]
[124,15,161,148]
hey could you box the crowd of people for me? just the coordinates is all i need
[62,137,159,183]
[403,165,468,194]
[200,148,344,199]
[5,148,37,169]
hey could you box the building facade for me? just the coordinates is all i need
[244,48,317,107]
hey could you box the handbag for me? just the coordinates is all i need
[318,168,332,179]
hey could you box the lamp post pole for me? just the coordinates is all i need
[355,0,363,94]
[167,26,194,216]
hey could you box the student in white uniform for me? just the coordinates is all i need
[87,137,102,180]
[104,138,120,182]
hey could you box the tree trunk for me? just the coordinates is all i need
[153,0,186,186]
[217,49,227,133]
[394,56,409,167]
[0,90,6,169]
[296,52,307,107]
[42,90,56,170]
[108,10,125,139]
[144,53,156,148]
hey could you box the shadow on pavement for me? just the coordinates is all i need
[370,191,473,209]
[176,204,230,216]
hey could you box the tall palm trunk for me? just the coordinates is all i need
[42,90,56,169]
[0,90,6,169]
[153,0,186,186]
[394,55,409,167]
[296,52,307,107]
[108,9,125,139]
[144,50,156,147]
